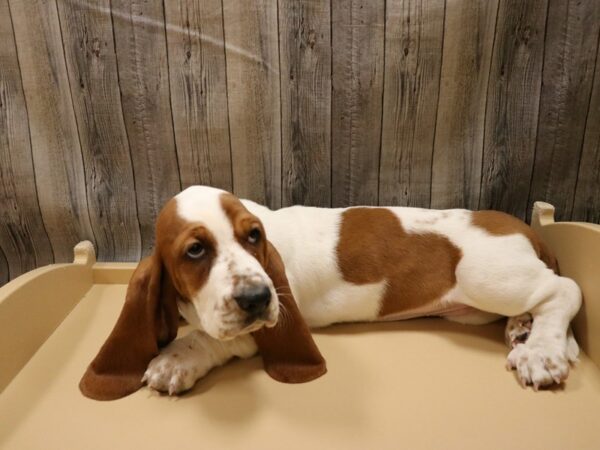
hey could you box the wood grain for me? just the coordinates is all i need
[111,0,181,256]
[331,0,384,207]
[379,0,445,207]
[279,0,331,207]
[528,0,600,221]
[57,0,141,261]
[573,39,600,223]
[222,0,281,208]
[0,244,8,285]
[164,0,232,191]
[3,0,600,286]
[479,0,548,220]
[431,0,499,209]
[8,0,95,262]
[0,0,54,279]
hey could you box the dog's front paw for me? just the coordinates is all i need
[506,342,569,390]
[143,353,198,395]
[142,333,212,395]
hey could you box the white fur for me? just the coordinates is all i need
[143,331,257,395]
[144,186,582,394]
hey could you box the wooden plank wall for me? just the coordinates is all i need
[528,0,600,222]
[223,0,281,208]
[331,0,385,207]
[574,35,600,224]
[480,0,548,220]
[0,0,54,279]
[379,0,444,207]
[1,0,599,285]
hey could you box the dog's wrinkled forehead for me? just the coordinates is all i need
[174,186,234,240]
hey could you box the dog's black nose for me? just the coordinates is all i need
[234,285,271,316]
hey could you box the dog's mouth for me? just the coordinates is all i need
[243,310,274,326]
[217,308,279,340]
[217,320,268,340]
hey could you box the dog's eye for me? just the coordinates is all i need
[186,242,205,259]
[248,228,261,244]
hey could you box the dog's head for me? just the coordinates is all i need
[158,186,279,340]
[80,186,325,400]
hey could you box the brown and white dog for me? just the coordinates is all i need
[80,186,581,400]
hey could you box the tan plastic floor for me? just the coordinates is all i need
[1,283,599,450]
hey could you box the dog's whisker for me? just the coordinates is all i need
[277,302,291,328]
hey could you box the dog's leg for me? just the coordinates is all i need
[143,331,257,395]
[505,277,581,389]
[444,311,502,325]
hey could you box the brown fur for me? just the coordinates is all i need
[79,253,180,401]
[471,210,559,273]
[220,193,268,264]
[336,208,463,318]
[79,200,196,400]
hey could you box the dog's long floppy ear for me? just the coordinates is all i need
[252,242,326,383]
[79,253,179,400]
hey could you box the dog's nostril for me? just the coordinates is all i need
[233,285,271,316]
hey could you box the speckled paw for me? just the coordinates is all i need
[506,342,569,390]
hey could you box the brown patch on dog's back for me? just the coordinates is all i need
[472,210,559,273]
[336,208,462,317]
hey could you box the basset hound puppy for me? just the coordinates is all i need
[80,186,582,400]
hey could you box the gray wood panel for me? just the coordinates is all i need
[164,0,233,191]
[0,0,54,279]
[331,0,385,207]
[111,0,181,256]
[279,0,331,207]
[8,0,95,262]
[379,0,445,207]
[2,0,600,287]
[431,0,499,210]
[479,0,548,220]
[528,0,600,221]
[573,40,600,224]
[222,0,281,208]
[57,0,141,261]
